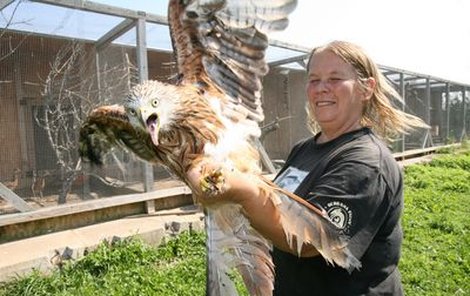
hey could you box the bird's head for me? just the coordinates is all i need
[125,80,180,146]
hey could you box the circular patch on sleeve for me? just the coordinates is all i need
[325,201,353,234]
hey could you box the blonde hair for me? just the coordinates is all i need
[306,40,428,140]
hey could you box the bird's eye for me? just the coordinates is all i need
[128,108,136,116]
[151,99,159,107]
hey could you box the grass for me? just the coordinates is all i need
[0,232,209,296]
[0,149,468,295]
[400,149,469,295]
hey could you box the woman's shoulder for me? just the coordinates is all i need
[292,136,316,150]
[337,129,397,168]
[287,137,317,158]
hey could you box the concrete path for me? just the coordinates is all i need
[0,205,204,282]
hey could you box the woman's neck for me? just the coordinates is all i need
[317,122,362,144]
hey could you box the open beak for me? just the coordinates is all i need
[140,107,160,146]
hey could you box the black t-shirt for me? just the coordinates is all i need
[273,128,404,296]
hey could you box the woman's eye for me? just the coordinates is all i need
[309,79,320,85]
[151,99,159,107]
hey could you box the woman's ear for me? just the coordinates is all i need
[362,77,376,101]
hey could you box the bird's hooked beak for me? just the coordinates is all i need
[140,106,160,146]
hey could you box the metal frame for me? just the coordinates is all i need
[1,0,469,212]
[30,0,167,24]
[8,0,467,92]
[460,86,467,141]
[0,0,15,10]
[0,183,33,212]
[1,0,468,154]
[95,18,137,51]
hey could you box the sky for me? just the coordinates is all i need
[94,0,470,85]
[272,0,470,86]
[4,0,468,85]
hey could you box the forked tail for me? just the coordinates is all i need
[205,205,274,296]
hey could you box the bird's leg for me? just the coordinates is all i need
[199,167,225,196]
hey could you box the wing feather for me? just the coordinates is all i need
[262,178,362,272]
[79,105,160,165]
[168,0,298,122]
[215,1,297,32]
[206,205,274,296]
[201,56,262,110]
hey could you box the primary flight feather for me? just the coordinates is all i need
[79,0,360,295]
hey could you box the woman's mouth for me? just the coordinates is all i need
[316,101,335,107]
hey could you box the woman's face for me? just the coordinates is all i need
[306,50,370,136]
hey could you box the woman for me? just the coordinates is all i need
[190,40,427,295]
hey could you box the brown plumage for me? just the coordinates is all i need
[79,1,360,295]
[4,168,21,191]
[31,170,48,199]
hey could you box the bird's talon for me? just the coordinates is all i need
[200,168,225,196]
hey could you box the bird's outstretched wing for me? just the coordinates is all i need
[168,1,361,292]
[79,105,160,165]
[169,0,297,122]
[168,2,308,295]
[80,1,360,295]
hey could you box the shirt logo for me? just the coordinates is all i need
[325,201,352,234]
[275,166,308,193]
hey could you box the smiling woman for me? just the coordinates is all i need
[190,40,430,296]
[306,49,369,143]
[305,41,428,141]
[268,40,429,295]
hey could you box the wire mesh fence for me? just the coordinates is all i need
[0,27,179,213]
[0,1,468,215]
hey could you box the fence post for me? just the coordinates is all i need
[136,15,155,209]
[461,86,467,141]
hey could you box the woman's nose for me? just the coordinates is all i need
[316,80,330,91]
[308,80,330,94]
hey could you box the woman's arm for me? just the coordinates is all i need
[187,166,320,257]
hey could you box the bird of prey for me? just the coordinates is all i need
[79,0,360,295]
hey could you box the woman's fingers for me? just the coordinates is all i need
[187,162,229,205]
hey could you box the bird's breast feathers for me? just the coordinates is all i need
[202,94,261,173]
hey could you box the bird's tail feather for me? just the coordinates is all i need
[261,177,361,272]
[205,207,239,296]
[205,205,274,296]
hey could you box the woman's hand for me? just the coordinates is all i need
[187,161,320,256]
[186,162,260,207]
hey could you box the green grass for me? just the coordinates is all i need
[400,149,469,295]
[0,232,209,296]
[0,150,468,295]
